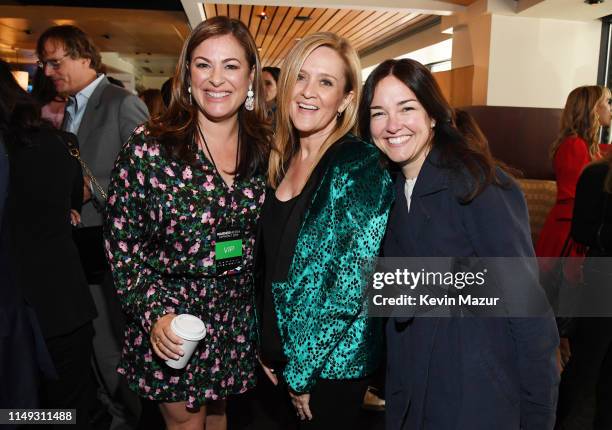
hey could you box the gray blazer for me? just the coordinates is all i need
[77,77,149,226]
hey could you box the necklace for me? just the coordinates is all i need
[195,122,241,188]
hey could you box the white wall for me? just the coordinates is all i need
[487,15,601,108]
[361,38,453,80]
[360,23,451,69]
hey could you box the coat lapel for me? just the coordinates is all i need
[386,147,449,257]
[77,77,109,149]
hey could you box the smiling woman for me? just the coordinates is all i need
[252,32,394,429]
[368,74,436,179]
[104,15,272,430]
[358,59,560,430]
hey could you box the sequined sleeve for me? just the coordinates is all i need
[276,146,393,393]
[104,127,178,333]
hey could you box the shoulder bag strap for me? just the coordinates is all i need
[61,133,107,201]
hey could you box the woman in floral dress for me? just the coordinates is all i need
[104,16,271,429]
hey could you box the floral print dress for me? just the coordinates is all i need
[104,125,265,407]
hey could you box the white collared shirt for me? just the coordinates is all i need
[404,177,417,213]
[64,74,105,135]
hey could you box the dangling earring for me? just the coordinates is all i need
[245,83,254,111]
[188,86,192,105]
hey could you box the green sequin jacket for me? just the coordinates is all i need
[272,135,394,393]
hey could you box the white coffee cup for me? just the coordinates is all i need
[165,314,207,369]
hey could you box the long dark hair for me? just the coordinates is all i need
[262,66,281,83]
[358,59,504,202]
[0,60,48,150]
[31,68,60,106]
[147,16,272,179]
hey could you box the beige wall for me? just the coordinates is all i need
[487,15,601,108]
[140,76,170,90]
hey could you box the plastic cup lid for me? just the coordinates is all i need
[171,314,206,341]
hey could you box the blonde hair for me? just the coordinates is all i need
[550,85,610,160]
[267,32,362,188]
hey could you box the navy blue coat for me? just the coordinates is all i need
[383,148,559,430]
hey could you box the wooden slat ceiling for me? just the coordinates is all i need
[203,3,431,68]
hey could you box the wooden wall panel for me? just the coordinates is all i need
[433,65,474,107]
[434,70,452,103]
[463,106,562,179]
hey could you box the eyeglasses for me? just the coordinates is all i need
[37,54,69,70]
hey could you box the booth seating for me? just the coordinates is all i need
[516,178,557,246]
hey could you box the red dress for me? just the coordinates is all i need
[535,136,592,259]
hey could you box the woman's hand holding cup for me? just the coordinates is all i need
[151,313,184,361]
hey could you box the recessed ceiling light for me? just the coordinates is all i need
[258,12,267,20]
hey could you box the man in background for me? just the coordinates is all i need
[37,25,148,430]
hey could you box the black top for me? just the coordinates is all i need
[7,129,97,338]
[572,162,612,257]
[0,137,7,226]
[259,193,301,366]
[256,143,344,368]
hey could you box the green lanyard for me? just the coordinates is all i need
[195,123,244,270]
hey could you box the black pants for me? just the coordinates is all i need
[41,322,95,429]
[556,317,612,430]
[300,377,369,430]
[248,367,369,430]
